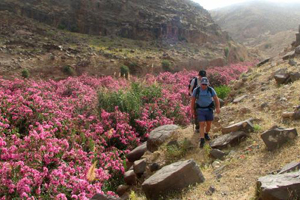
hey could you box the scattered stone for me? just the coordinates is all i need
[279,161,300,174]
[133,159,147,175]
[290,72,300,82]
[233,95,248,103]
[293,106,300,120]
[256,58,270,67]
[150,163,160,172]
[261,126,298,151]
[282,51,295,60]
[205,186,216,196]
[124,170,137,185]
[91,193,121,200]
[210,149,226,160]
[295,45,300,54]
[210,131,249,149]
[126,142,147,162]
[147,125,179,152]
[116,185,130,197]
[222,119,254,134]
[274,73,291,85]
[257,171,300,199]
[142,160,204,200]
[288,59,297,66]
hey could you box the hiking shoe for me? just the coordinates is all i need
[204,133,211,141]
[199,138,205,148]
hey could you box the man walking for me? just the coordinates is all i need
[191,77,220,148]
[189,70,206,133]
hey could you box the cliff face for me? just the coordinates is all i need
[0,0,228,45]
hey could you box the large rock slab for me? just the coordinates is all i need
[147,125,179,152]
[142,160,204,199]
[126,142,147,162]
[222,119,254,134]
[91,193,121,200]
[261,127,298,151]
[210,131,249,149]
[257,171,300,200]
[279,161,300,174]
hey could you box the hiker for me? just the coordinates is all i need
[189,70,206,133]
[191,77,220,148]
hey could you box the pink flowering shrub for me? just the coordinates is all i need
[0,62,251,199]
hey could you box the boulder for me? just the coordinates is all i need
[209,149,226,160]
[282,51,295,60]
[142,160,204,199]
[290,72,300,82]
[126,142,147,162]
[147,125,179,152]
[116,185,130,197]
[222,119,254,134]
[210,131,249,149]
[261,127,298,151]
[279,161,300,174]
[124,170,137,185]
[257,171,300,200]
[133,159,147,175]
[292,106,300,120]
[274,74,291,85]
[91,193,121,200]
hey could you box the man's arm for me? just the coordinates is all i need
[191,96,196,116]
[213,95,220,114]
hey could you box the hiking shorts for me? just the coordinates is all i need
[197,109,214,122]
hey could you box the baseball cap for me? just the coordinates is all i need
[201,77,209,85]
[198,70,206,77]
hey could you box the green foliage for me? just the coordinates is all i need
[98,82,163,137]
[240,57,244,62]
[120,65,129,79]
[62,65,75,76]
[21,69,30,78]
[102,171,124,192]
[224,47,230,58]
[161,60,171,71]
[253,124,262,133]
[165,139,191,163]
[214,85,231,99]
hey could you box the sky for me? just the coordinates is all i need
[192,0,300,10]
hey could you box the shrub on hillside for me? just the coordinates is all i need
[214,85,231,99]
[21,69,30,78]
[62,65,75,76]
[120,65,129,79]
[224,47,230,58]
[161,60,171,71]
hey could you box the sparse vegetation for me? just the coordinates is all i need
[120,65,130,79]
[21,68,30,78]
[161,60,171,71]
[215,85,231,99]
[62,65,75,76]
[224,47,230,58]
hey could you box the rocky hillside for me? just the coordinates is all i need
[113,31,300,200]
[211,1,300,58]
[0,0,251,79]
